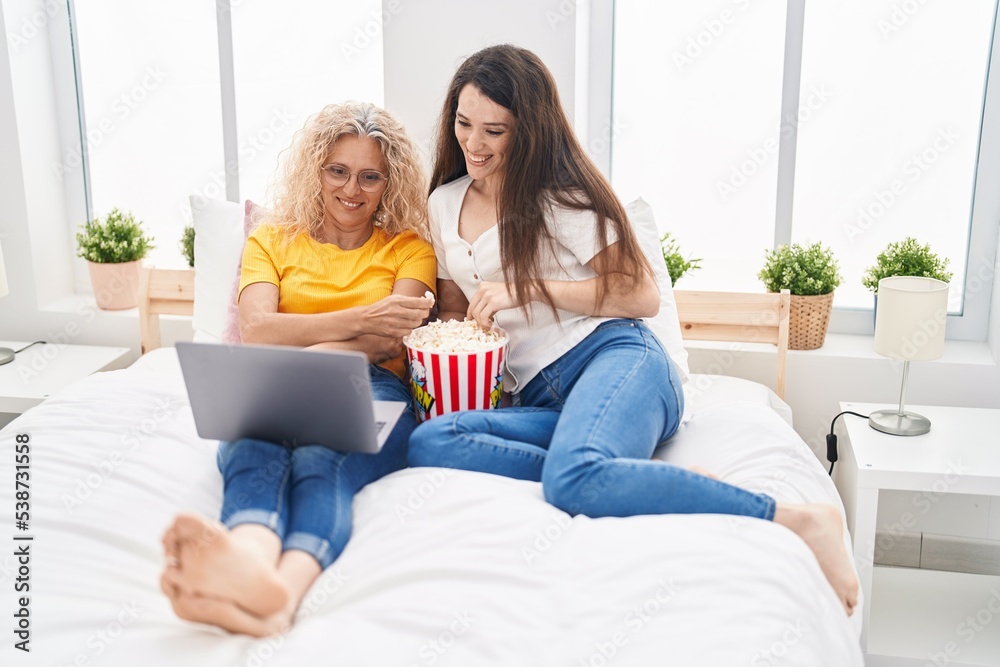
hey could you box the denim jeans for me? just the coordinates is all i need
[409,319,776,521]
[217,365,414,569]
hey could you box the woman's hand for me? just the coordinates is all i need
[467,281,530,330]
[363,294,434,337]
[358,334,405,364]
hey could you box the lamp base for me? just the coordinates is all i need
[0,347,14,366]
[869,409,931,436]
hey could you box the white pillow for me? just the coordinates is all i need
[625,197,690,384]
[190,196,246,341]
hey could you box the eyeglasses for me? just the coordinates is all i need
[321,164,388,192]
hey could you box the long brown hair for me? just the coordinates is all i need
[429,44,651,312]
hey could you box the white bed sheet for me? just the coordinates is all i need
[0,348,862,666]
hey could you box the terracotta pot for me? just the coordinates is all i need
[788,291,835,350]
[87,260,142,310]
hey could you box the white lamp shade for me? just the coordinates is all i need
[0,240,8,298]
[874,276,948,361]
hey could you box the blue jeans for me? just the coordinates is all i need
[409,319,776,520]
[216,365,414,569]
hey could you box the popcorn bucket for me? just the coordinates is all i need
[403,324,508,422]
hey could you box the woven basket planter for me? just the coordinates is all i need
[788,291,834,350]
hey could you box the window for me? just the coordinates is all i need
[611,0,999,340]
[793,0,995,329]
[230,0,385,203]
[67,0,384,270]
[612,1,787,292]
[71,0,223,268]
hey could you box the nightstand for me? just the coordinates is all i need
[835,402,1000,667]
[0,341,131,414]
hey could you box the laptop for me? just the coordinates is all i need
[175,342,408,454]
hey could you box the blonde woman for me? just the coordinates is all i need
[160,102,435,636]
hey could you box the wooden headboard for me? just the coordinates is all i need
[672,289,790,399]
[138,267,195,354]
[136,267,791,398]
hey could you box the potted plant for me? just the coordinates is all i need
[757,242,841,350]
[76,208,155,310]
[862,236,952,296]
[660,233,701,285]
[180,225,195,267]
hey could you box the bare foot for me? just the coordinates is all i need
[162,523,180,568]
[774,504,859,615]
[167,513,290,617]
[691,466,719,480]
[161,576,294,637]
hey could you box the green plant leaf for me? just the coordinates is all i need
[75,208,155,263]
[757,242,841,295]
[180,225,195,267]
[660,232,701,285]
[861,237,952,293]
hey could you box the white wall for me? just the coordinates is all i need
[0,0,997,456]
[381,0,579,168]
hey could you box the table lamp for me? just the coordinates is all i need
[0,240,13,365]
[870,275,949,436]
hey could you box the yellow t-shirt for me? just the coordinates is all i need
[239,224,436,377]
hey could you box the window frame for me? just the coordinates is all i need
[596,0,999,342]
[54,0,243,292]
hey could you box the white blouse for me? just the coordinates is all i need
[428,176,615,394]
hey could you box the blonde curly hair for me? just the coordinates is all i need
[259,102,429,241]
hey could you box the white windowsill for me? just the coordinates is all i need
[38,293,192,323]
[35,295,998,368]
[684,333,996,367]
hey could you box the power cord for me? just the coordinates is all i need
[826,410,869,476]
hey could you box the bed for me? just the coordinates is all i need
[0,270,862,666]
[4,196,861,665]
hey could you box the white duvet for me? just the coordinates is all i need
[0,349,862,666]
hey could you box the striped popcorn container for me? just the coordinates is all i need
[403,326,508,422]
